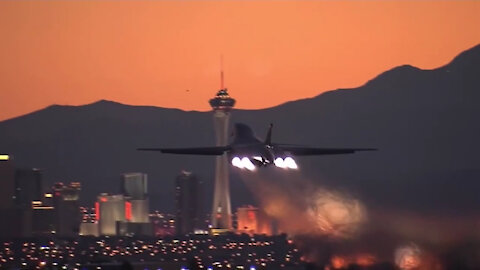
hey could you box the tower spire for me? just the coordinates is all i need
[220,54,224,90]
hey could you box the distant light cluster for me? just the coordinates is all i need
[0,234,301,270]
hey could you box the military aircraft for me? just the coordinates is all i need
[138,123,376,171]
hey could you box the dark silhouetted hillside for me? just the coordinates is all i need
[1,44,479,216]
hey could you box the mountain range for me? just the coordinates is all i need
[1,44,479,216]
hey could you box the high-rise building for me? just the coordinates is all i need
[121,173,149,223]
[209,87,235,230]
[52,182,81,236]
[175,170,203,235]
[14,168,43,208]
[79,206,99,236]
[0,156,32,238]
[96,194,126,236]
[121,172,147,199]
[32,204,55,235]
[0,154,15,209]
[117,173,153,236]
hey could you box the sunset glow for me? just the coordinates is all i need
[1,1,479,120]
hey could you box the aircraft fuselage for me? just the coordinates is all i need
[229,142,275,166]
[137,122,375,171]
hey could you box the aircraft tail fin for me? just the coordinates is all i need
[265,123,273,145]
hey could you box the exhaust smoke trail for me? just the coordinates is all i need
[237,169,366,238]
[307,189,366,238]
[236,169,480,268]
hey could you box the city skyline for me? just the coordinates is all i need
[2,1,479,268]
[1,43,479,215]
[1,1,480,120]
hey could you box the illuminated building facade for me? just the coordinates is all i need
[118,173,152,236]
[79,206,99,236]
[236,205,272,235]
[209,88,235,230]
[175,170,203,235]
[79,222,99,237]
[121,173,149,223]
[91,173,152,237]
[97,194,126,236]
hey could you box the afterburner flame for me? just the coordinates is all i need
[241,157,256,171]
[231,157,243,168]
[284,157,298,169]
[274,157,286,168]
[233,156,297,170]
[232,156,256,171]
[273,157,298,169]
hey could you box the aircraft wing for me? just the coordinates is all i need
[137,146,230,155]
[279,146,376,156]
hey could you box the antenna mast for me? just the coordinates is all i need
[220,55,224,89]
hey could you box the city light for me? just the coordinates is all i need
[0,154,9,160]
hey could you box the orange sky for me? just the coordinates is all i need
[0,1,479,120]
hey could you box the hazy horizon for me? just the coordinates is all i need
[1,0,480,120]
[2,42,479,122]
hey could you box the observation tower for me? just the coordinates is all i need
[209,74,235,230]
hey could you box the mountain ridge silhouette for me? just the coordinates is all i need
[1,44,479,216]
